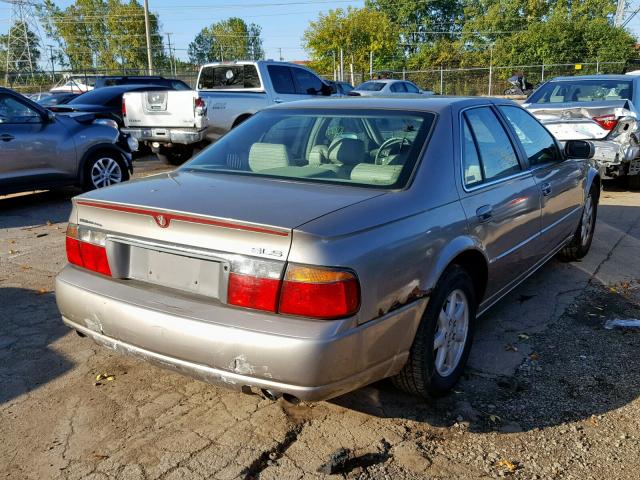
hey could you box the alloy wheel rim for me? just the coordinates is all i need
[91,157,122,188]
[434,288,469,377]
[580,194,594,246]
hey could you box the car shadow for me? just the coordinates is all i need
[0,288,73,404]
[330,204,640,433]
[0,188,76,229]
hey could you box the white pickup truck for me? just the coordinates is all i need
[122,60,332,164]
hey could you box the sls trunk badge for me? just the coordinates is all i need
[154,214,169,228]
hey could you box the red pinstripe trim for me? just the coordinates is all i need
[76,200,290,237]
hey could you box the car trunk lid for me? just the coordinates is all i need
[73,170,384,299]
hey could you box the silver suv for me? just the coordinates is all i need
[0,87,136,196]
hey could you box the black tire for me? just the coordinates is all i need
[156,145,193,166]
[559,187,598,261]
[82,151,129,191]
[392,265,477,398]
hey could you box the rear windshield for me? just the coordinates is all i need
[356,82,385,91]
[528,79,633,104]
[183,108,435,188]
[198,65,261,90]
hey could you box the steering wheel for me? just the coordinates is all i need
[375,136,411,165]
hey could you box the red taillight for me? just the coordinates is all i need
[65,223,112,276]
[279,265,360,319]
[121,97,126,117]
[194,97,205,109]
[228,272,280,312]
[593,114,618,131]
[226,262,360,319]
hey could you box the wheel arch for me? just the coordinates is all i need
[427,237,489,307]
[77,143,130,183]
[232,113,253,129]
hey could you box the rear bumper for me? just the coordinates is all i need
[122,127,207,145]
[55,265,426,401]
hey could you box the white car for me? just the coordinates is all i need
[350,79,433,96]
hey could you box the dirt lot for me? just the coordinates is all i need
[1,160,640,480]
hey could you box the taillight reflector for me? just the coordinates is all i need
[194,97,205,109]
[279,265,360,319]
[228,272,280,312]
[65,223,112,276]
[593,114,618,131]
[122,97,127,117]
[225,262,361,319]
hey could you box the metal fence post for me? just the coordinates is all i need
[541,64,545,82]
[402,68,406,80]
[440,66,444,94]
[488,45,493,96]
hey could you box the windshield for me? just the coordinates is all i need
[356,82,385,92]
[183,108,435,188]
[528,79,633,104]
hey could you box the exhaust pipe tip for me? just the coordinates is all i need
[261,388,282,401]
[282,393,301,405]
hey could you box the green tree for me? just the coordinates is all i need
[38,0,166,72]
[303,7,397,76]
[187,18,264,64]
[366,0,464,52]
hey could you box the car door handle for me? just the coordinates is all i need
[273,98,284,104]
[541,182,552,196]
[0,134,15,142]
[476,205,493,222]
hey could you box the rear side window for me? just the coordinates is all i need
[463,107,521,185]
[404,82,420,93]
[291,67,323,95]
[356,82,385,92]
[390,82,407,93]
[198,65,261,90]
[267,65,296,94]
[499,106,559,166]
[462,120,482,186]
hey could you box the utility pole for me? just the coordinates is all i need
[615,0,626,26]
[278,47,283,61]
[143,0,154,74]
[166,33,174,75]
[488,44,494,96]
[369,51,373,80]
[333,51,336,81]
[47,44,55,79]
[339,48,344,82]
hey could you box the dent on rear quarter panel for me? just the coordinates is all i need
[290,110,469,325]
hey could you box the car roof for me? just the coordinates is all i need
[268,96,518,113]
[361,79,406,84]
[548,74,636,82]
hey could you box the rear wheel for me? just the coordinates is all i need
[156,145,193,165]
[392,265,476,398]
[83,151,129,191]
[559,187,598,261]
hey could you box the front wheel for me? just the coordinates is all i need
[392,265,476,398]
[83,152,129,191]
[559,187,598,261]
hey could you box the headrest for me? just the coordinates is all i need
[350,164,403,185]
[248,143,290,171]
[328,138,365,165]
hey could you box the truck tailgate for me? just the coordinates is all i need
[123,90,206,129]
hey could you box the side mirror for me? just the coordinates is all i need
[43,110,55,122]
[564,139,594,159]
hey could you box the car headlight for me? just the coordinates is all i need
[126,135,139,152]
[93,118,119,130]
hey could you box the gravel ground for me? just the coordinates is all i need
[1,161,640,479]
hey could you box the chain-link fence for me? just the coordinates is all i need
[323,61,627,96]
[2,60,628,96]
